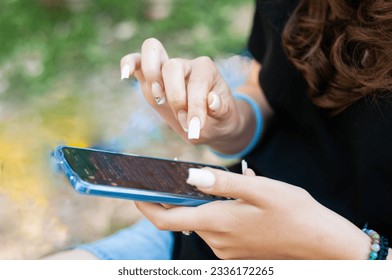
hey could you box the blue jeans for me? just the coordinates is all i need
[77,218,175,260]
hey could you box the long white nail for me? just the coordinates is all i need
[177,110,188,132]
[188,117,201,139]
[121,64,131,80]
[151,82,165,105]
[241,159,248,175]
[208,92,221,111]
[187,168,215,188]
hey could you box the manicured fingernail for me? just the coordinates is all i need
[151,82,165,105]
[187,168,215,188]
[121,64,131,80]
[188,117,200,139]
[177,110,188,132]
[241,159,248,175]
[208,92,221,111]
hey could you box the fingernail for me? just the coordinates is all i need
[121,64,131,80]
[177,110,188,132]
[152,82,165,105]
[187,168,215,188]
[188,117,201,139]
[208,92,221,111]
[241,159,248,175]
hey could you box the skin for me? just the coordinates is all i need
[120,38,273,155]
[120,38,392,260]
[44,37,392,260]
[136,168,374,259]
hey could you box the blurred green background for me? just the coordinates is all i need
[0,0,253,259]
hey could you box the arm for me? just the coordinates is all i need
[120,38,273,156]
[136,168,389,260]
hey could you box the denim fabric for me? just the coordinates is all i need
[77,218,174,260]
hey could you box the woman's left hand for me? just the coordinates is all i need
[135,168,370,259]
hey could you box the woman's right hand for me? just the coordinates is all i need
[120,38,253,152]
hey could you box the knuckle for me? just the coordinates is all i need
[195,55,214,65]
[121,53,140,67]
[162,58,183,72]
[296,186,312,201]
[120,55,131,65]
[190,56,218,84]
[154,219,170,231]
[212,249,231,260]
[218,175,238,198]
[168,95,186,110]
[194,56,217,72]
[120,56,128,65]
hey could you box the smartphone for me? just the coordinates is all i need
[53,145,228,206]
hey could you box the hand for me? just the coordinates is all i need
[120,38,245,145]
[136,168,371,259]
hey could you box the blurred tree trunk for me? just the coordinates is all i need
[144,0,173,21]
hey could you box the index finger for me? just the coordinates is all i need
[141,38,169,83]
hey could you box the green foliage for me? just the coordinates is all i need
[0,0,252,100]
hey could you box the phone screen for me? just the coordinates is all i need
[61,146,225,200]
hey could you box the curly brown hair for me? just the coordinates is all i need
[282,0,392,113]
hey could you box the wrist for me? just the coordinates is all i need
[362,226,390,260]
[294,201,372,259]
[310,224,371,259]
[209,93,263,158]
[207,111,247,154]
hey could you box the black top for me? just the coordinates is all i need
[173,0,392,259]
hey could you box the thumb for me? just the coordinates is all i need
[207,90,234,121]
[207,91,222,113]
[187,168,264,204]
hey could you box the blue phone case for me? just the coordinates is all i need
[53,145,228,206]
